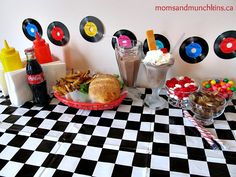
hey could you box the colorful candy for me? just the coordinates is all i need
[210,80,216,85]
[202,78,236,100]
[231,87,236,91]
[228,80,234,86]
[223,78,229,83]
[205,83,211,89]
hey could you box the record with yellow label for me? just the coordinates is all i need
[80,16,104,42]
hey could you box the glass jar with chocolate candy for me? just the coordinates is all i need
[189,91,227,126]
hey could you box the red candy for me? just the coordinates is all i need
[183,76,192,83]
[166,78,178,88]
[179,80,186,87]
[166,76,198,100]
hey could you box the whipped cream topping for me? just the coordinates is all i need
[143,50,171,65]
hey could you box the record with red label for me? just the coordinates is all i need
[143,34,170,55]
[22,18,43,41]
[214,30,236,59]
[111,29,137,49]
[47,21,70,46]
[179,36,209,64]
[80,16,104,42]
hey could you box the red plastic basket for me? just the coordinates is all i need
[54,91,128,110]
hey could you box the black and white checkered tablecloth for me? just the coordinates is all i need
[0,89,235,177]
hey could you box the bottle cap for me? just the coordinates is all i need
[24,47,35,60]
[33,32,45,47]
[1,40,16,55]
[24,47,34,53]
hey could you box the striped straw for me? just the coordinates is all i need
[199,124,226,150]
[183,110,225,150]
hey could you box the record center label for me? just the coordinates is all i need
[26,23,38,37]
[219,37,236,53]
[51,27,64,41]
[84,22,98,37]
[118,35,131,47]
[156,40,164,49]
[185,43,202,58]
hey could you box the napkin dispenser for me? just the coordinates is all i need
[4,61,66,106]
[0,63,8,96]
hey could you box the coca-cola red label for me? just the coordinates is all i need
[27,73,45,85]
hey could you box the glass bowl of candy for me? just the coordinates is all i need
[189,91,227,126]
[201,78,236,102]
[166,76,199,109]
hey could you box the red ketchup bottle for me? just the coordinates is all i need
[33,32,53,64]
[25,48,50,106]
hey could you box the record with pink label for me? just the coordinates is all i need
[111,29,137,49]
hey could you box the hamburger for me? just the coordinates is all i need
[89,74,121,103]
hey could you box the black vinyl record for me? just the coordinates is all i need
[47,21,70,46]
[80,16,104,42]
[179,36,209,64]
[214,30,236,59]
[22,18,43,41]
[143,34,170,55]
[111,29,137,49]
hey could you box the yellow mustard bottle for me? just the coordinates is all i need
[0,40,23,72]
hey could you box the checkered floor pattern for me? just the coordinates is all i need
[0,89,235,177]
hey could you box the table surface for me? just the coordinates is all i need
[0,88,235,177]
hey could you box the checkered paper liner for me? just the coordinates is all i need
[0,89,235,177]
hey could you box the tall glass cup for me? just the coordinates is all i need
[143,58,174,110]
[115,40,142,99]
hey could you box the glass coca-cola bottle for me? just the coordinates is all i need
[25,48,50,106]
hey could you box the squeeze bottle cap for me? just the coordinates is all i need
[33,32,45,47]
[1,40,16,55]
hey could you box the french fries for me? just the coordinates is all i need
[53,69,95,96]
